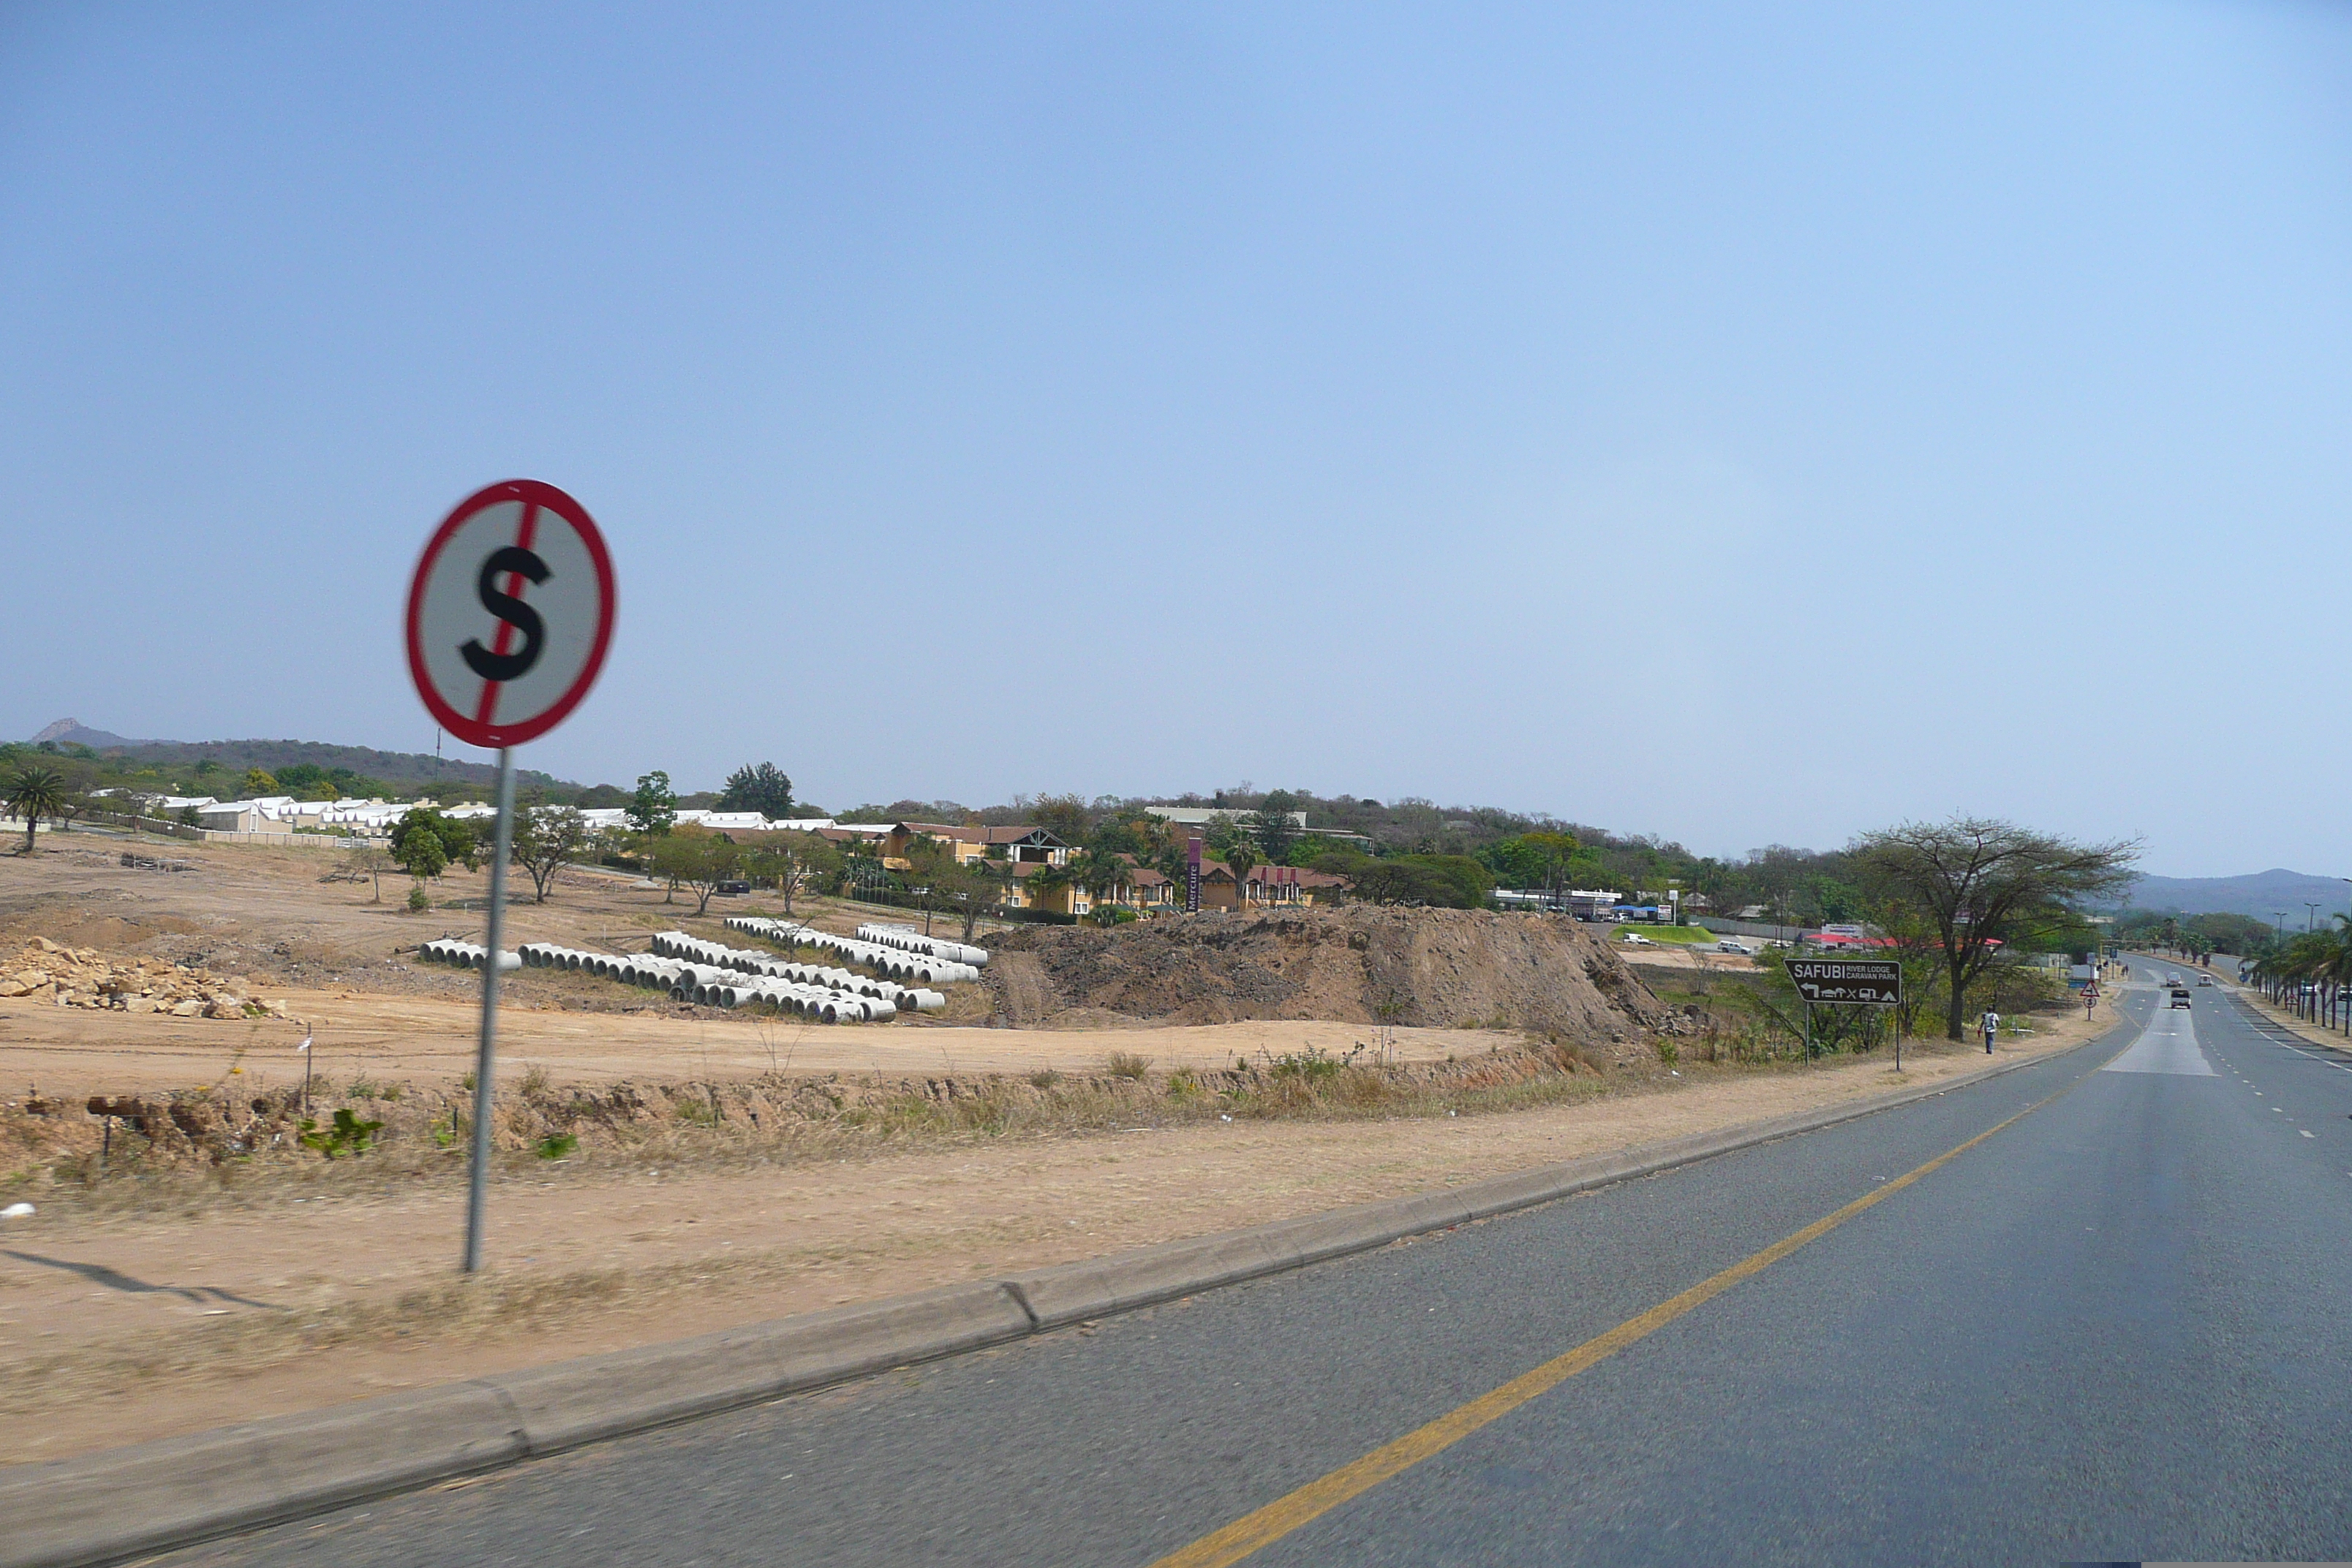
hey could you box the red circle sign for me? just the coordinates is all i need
[404,479,616,750]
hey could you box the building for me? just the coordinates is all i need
[1142,805,1308,832]
[878,823,1071,872]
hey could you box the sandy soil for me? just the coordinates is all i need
[0,1000,2116,1464]
[0,996,1508,1098]
[0,841,1518,1095]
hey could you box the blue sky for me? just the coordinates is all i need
[4,3,2348,875]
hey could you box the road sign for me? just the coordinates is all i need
[1786,957,1902,1007]
[405,478,614,1275]
[405,479,616,750]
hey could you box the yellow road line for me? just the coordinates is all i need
[1147,1090,2060,1568]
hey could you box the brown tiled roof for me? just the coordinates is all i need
[894,821,1068,847]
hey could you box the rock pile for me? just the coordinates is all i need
[0,936,287,1018]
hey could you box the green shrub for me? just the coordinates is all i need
[406,885,429,913]
[298,1107,383,1160]
[535,1132,578,1159]
[1267,1048,1343,1082]
[1105,1051,1150,1080]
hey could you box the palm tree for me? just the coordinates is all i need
[5,768,67,854]
[1025,860,1076,916]
[1223,840,1260,912]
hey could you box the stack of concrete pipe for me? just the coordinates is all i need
[651,930,941,1014]
[512,940,897,1022]
[854,922,990,968]
[722,916,979,987]
[415,938,520,973]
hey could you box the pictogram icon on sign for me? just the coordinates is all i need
[404,479,615,750]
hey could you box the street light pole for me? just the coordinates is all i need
[2307,902,2321,934]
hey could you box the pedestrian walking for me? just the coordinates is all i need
[1980,1009,1999,1054]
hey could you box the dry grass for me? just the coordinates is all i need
[4,1026,1948,1226]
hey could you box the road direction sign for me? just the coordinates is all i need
[1786,957,1902,1007]
[405,479,616,750]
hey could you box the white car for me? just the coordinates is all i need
[1620,932,1655,946]
[1716,940,1755,955]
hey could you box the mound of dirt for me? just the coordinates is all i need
[977,908,1666,1039]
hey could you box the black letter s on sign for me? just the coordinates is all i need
[461,546,550,683]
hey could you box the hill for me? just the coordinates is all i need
[29,719,143,750]
[2116,868,2351,921]
[18,720,570,793]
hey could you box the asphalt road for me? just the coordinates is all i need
[161,969,2352,1567]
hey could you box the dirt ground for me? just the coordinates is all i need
[0,995,2117,1464]
[0,837,2118,1465]
[0,842,1534,1096]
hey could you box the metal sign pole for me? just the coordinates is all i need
[463,748,519,1274]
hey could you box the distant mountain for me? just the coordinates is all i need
[28,718,143,749]
[2116,868,2352,922]
[18,721,573,792]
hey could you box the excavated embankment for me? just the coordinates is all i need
[977,906,1666,1037]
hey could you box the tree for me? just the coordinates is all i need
[1064,849,1128,917]
[749,830,840,916]
[244,767,279,796]
[627,770,678,837]
[1245,791,1302,864]
[1222,840,1260,911]
[931,860,1000,941]
[510,804,590,902]
[1024,859,1077,916]
[389,807,480,885]
[716,761,794,819]
[647,832,740,916]
[900,834,962,935]
[4,767,67,853]
[1478,831,1580,901]
[274,763,342,799]
[339,843,396,902]
[1851,817,2138,1041]
[1028,793,1091,846]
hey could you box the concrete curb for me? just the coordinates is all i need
[0,1025,2127,1568]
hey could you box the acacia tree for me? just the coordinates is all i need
[933,859,1000,941]
[647,832,741,916]
[753,830,840,915]
[1851,817,2137,1041]
[340,843,396,902]
[510,804,590,902]
[4,767,67,853]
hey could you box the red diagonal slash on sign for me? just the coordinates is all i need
[407,478,614,751]
[472,500,540,729]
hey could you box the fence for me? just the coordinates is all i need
[197,829,352,850]
[83,810,207,843]
[843,887,1077,927]
[1691,915,1821,941]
